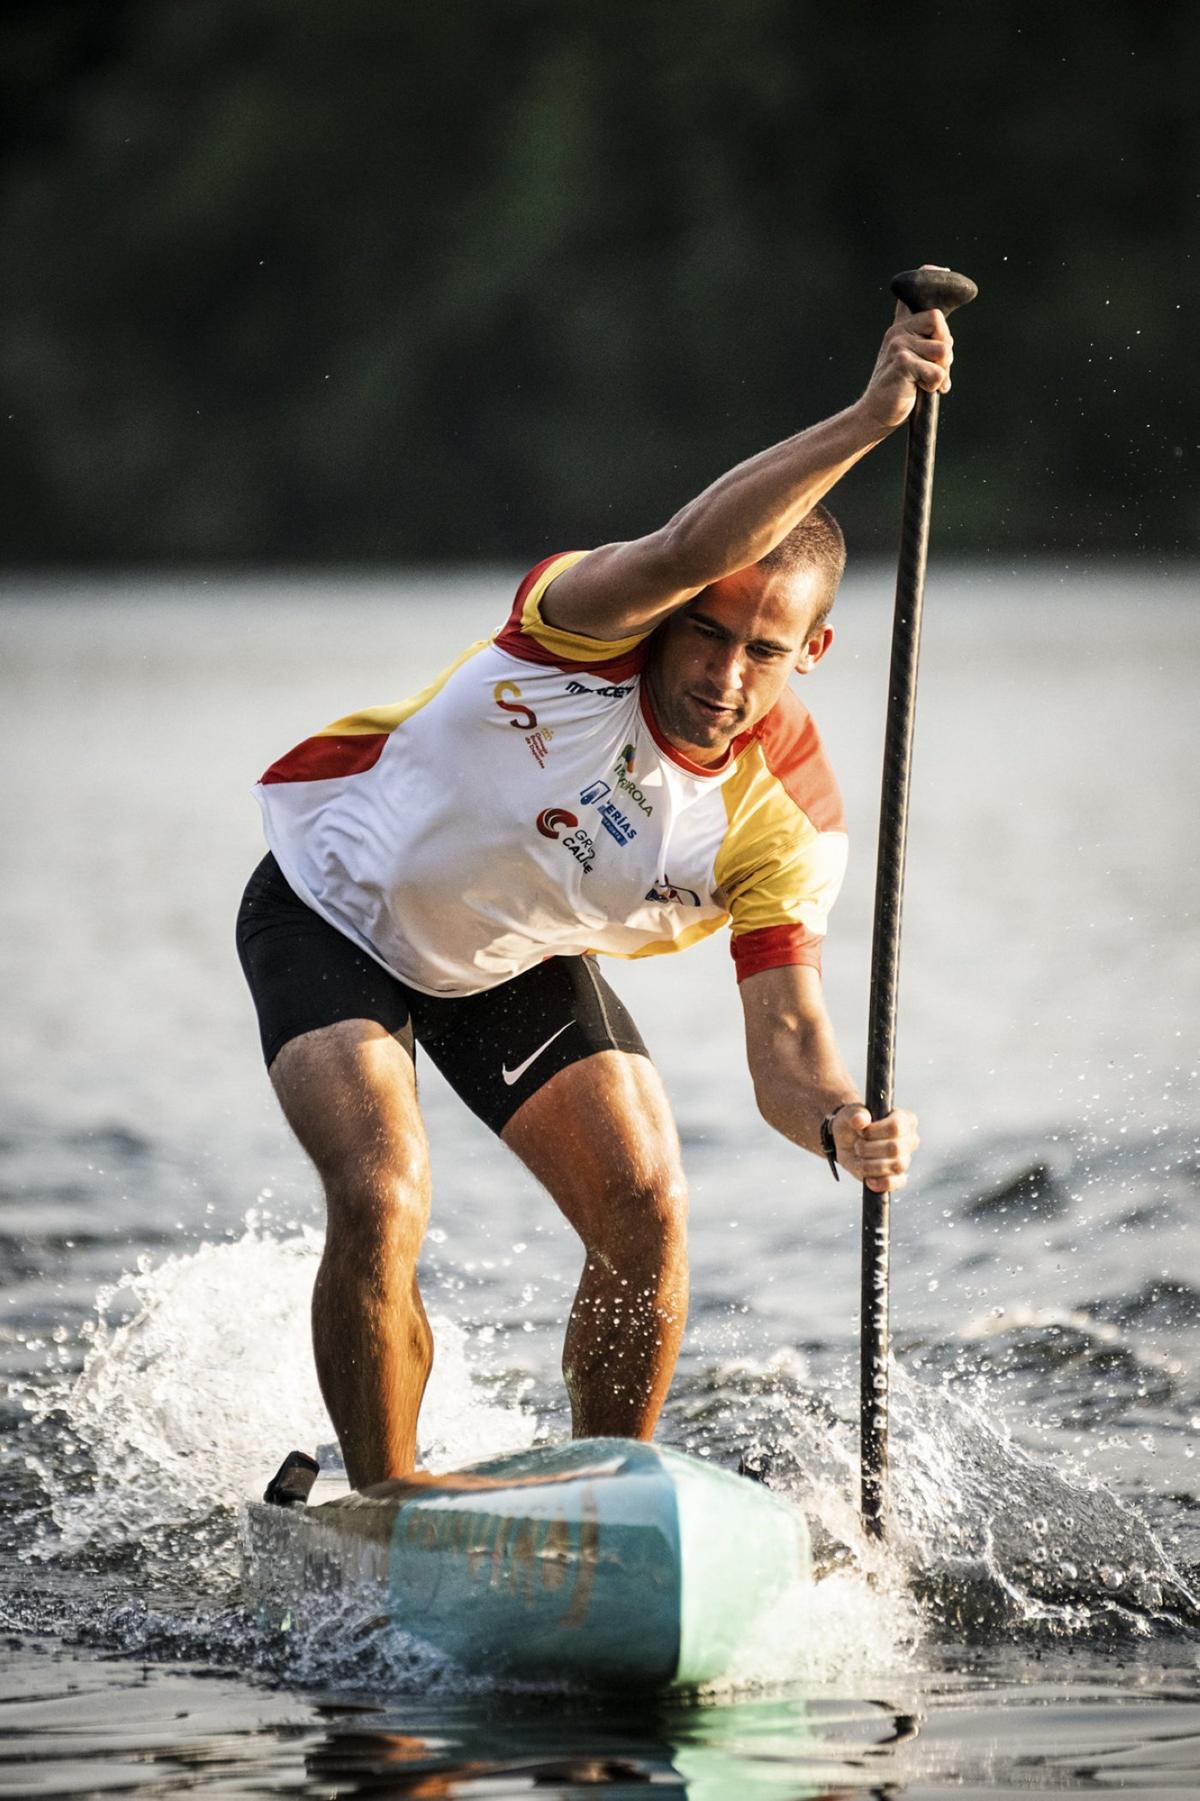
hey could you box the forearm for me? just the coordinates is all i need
[741,969,918,1193]
[660,400,887,591]
[749,1011,861,1158]
[540,304,952,639]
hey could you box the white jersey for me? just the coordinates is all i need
[256,553,848,997]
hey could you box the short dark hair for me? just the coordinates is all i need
[756,503,846,628]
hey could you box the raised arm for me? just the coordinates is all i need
[541,299,954,642]
[739,964,918,1193]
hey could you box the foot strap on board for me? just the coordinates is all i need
[263,1449,320,1507]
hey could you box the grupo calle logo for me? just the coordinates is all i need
[536,807,578,839]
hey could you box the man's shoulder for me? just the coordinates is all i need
[741,689,845,834]
[495,552,650,678]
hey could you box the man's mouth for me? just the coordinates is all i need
[688,692,739,724]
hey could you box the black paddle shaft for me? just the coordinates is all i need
[860,267,977,1539]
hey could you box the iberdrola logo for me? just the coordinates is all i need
[612,744,652,817]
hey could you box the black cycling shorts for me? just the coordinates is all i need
[235,854,649,1136]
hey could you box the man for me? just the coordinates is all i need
[237,295,952,1489]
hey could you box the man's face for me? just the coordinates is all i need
[646,565,834,765]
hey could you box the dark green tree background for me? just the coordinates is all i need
[1,0,1193,563]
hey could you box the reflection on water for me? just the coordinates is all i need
[1,569,1199,1794]
[4,1641,1200,1797]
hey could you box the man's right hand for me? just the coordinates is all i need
[832,1103,920,1194]
[855,304,955,437]
[540,280,956,645]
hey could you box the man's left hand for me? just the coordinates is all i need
[831,1105,919,1193]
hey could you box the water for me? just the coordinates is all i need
[1,566,1198,1795]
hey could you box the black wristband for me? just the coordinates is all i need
[819,1103,860,1182]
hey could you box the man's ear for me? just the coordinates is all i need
[794,623,834,675]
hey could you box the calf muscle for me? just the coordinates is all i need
[503,1051,689,1440]
[270,1021,433,1486]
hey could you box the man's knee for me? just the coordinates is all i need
[323,1145,431,1261]
[585,1169,689,1267]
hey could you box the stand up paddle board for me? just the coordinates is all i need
[244,1437,811,1689]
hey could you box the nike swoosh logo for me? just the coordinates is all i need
[501,1022,572,1086]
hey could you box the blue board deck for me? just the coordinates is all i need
[244,1437,812,1689]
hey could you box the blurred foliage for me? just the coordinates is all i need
[0,0,1194,563]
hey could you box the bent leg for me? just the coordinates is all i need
[270,1020,433,1487]
[502,1051,688,1439]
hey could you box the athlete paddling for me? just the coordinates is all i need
[238,296,953,1488]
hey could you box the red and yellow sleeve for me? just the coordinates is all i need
[714,696,848,983]
[494,553,651,676]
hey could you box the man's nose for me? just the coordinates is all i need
[709,643,746,692]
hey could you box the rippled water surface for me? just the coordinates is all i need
[1,567,1197,1795]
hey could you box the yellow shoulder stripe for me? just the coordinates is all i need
[315,639,491,737]
[520,552,650,663]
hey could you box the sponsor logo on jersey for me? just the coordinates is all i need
[598,807,637,845]
[523,729,554,768]
[562,825,596,870]
[565,679,633,700]
[611,748,653,816]
[494,680,554,767]
[536,807,595,871]
[494,680,536,732]
[536,807,578,840]
[578,778,637,845]
[645,880,702,907]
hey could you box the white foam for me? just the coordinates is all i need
[706,1567,921,1694]
[27,1223,537,1561]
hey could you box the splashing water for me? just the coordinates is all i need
[721,1352,1199,1643]
[884,1368,1200,1637]
[6,1227,1197,1698]
[20,1224,537,1570]
[2,1226,548,1687]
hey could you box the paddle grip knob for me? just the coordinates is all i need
[890,267,978,317]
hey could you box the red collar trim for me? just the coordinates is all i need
[638,685,758,777]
